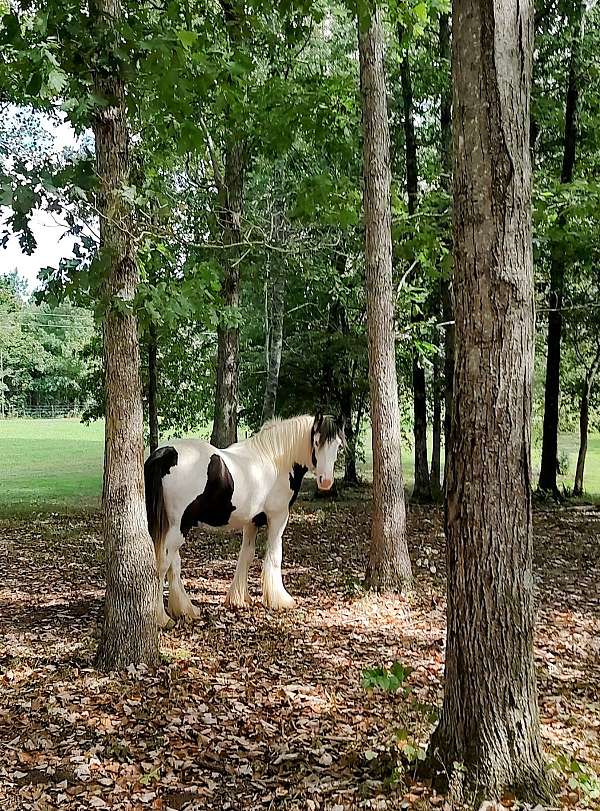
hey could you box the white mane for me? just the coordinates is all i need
[245,414,313,472]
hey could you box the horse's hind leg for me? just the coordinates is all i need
[156,527,178,629]
[167,539,202,621]
[225,524,258,608]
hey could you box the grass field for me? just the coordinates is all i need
[0,418,105,516]
[1,417,599,516]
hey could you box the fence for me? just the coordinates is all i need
[0,403,85,419]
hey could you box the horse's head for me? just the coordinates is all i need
[311,413,345,491]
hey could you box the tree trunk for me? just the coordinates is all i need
[400,34,431,502]
[439,13,454,472]
[344,378,364,486]
[211,138,244,448]
[426,0,551,800]
[359,7,412,593]
[261,271,285,424]
[538,0,584,494]
[412,359,431,501]
[148,321,159,453]
[92,0,160,670]
[442,284,454,464]
[573,350,600,496]
[430,345,442,498]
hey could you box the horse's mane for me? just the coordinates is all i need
[245,414,313,472]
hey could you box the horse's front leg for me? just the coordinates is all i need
[225,523,258,608]
[261,510,295,609]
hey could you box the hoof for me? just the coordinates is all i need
[225,590,253,609]
[169,602,203,623]
[160,616,176,631]
[262,592,296,610]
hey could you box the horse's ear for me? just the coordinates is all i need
[313,412,323,431]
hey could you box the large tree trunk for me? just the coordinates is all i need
[261,271,285,424]
[400,36,431,503]
[148,321,159,454]
[426,0,551,801]
[538,0,584,494]
[439,13,454,470]
[441,284,454,462]
[92,0,160,670]
[359,7,412,593]
[573,349,600,496]
[211,138,245,448]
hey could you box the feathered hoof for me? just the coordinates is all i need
[225,590,253,609]
[262,592,296,610]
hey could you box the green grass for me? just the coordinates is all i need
[360,427,600,498]
[0,418,105,516]
[0,418,599,517]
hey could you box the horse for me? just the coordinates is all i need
[144,413,345,626]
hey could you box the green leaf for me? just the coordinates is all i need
[46,68,67,95]
[176,30,198,49]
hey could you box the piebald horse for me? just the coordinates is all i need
[144,414,344,626]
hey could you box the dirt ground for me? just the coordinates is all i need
[1,490,599,810]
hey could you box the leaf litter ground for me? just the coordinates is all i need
[0,490,599,810]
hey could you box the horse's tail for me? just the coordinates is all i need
[144,446,178,557]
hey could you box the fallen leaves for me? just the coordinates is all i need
[0,499,598,809]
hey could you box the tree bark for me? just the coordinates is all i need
[92,0,160,670]
[261,271,285,424]
[400,34,431,502]
[425,0,551,800]
[538,0,584,494]
[430,344,442,498]
[211,137,245,448]
[148,321,159,454]
[573,349,600,496]
[439,13,455,472]
[359,7,412,593]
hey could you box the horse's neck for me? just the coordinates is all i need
[245,418,312,474]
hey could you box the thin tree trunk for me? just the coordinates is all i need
[412,359,431,500]
[439,13,454,472]
[148,321,159,454]
[400,33,431,502]
[345,389,365,485]
[425,0,551,800]
[92,0,159,670]
[573,350,600,496]
[430,346,442,497]
[538,0,584,494]
[359,7,412,593]
[261,272,285,423]
[211,138,244,448]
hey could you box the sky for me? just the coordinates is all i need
[1,112,85,294]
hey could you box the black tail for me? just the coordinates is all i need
[144,446,178,553]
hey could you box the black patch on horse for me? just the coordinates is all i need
[180,454,236,536]
[145,445,178,477]
[252,511,268,528]
[144,446,179,544]
[289,463,308,508]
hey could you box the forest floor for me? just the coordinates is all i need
[1,490,599,811]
